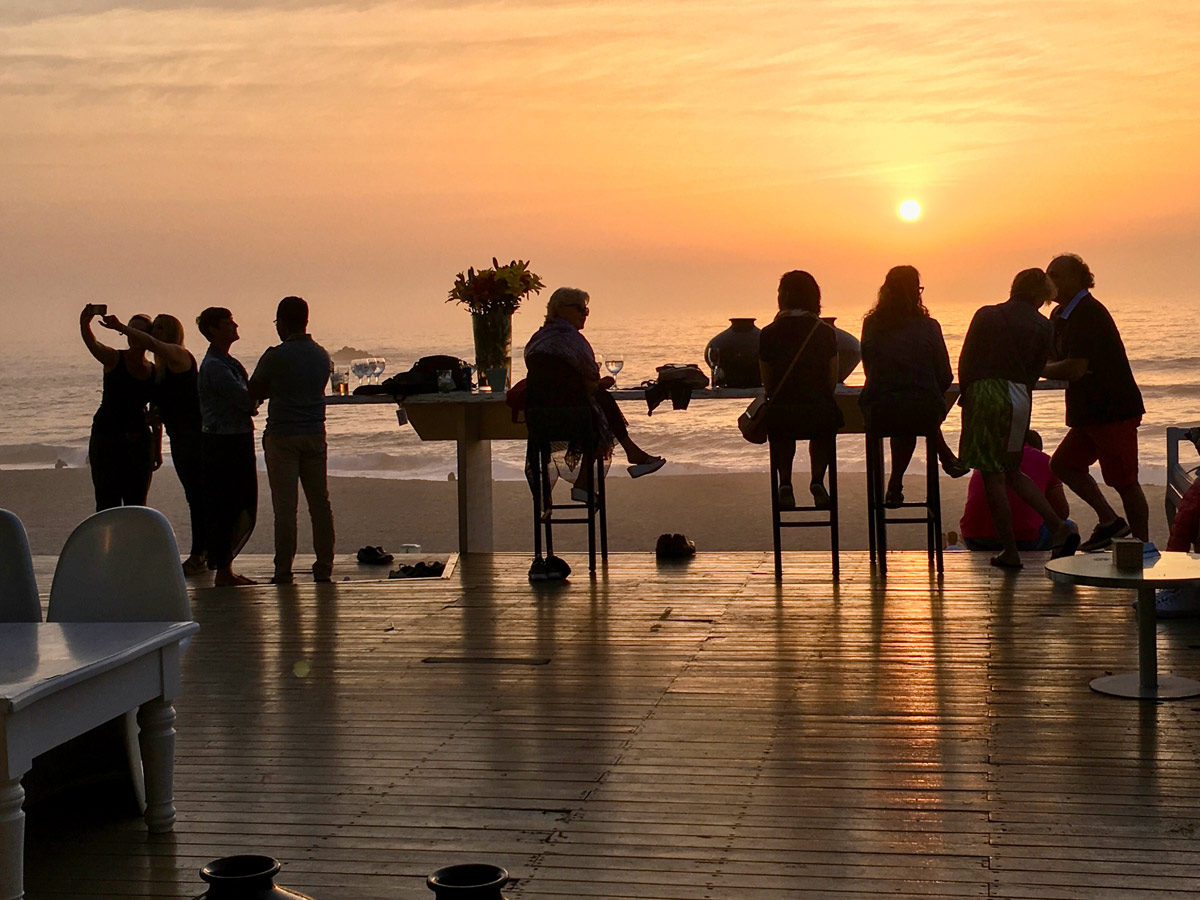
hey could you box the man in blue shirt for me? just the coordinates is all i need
[250,296,335,584]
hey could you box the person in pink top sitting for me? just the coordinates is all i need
[960,430,1073,551]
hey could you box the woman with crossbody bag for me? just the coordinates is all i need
[758,271,843,510]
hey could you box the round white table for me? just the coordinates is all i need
[1045,551,1200,699]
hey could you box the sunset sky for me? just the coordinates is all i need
[2,0,1198,345]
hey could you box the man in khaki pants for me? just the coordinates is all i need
[250,296,335,583]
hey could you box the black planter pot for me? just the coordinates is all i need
[427,864,511,899]
[704,318,761,388]
[193,856,315,900]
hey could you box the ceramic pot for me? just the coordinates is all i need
[193,856,315,900]
[704,318,761,388]
[472,311,512,390]
[426,864,511,899]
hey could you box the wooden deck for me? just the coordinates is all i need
[21,551,1200,899]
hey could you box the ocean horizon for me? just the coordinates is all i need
[5,297,1198,484]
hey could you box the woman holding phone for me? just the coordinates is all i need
[80,304,157,510]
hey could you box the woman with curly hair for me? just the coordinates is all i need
[859,265,967,507]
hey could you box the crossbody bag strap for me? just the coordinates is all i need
[767,318,822,401]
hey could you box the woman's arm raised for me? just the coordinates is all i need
[80,305,120,369]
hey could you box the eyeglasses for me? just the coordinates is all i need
[565,304,590,315]
[918,286,925,295]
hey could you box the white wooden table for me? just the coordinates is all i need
[1045,551,1200,699]
[0,621,199,900]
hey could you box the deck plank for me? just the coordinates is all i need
[21,550,1200,899]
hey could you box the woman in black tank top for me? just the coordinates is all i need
[104,313,209,574]
[80,306,156,510]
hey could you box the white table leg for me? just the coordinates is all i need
[137,700,178,833]
[0,777,25,900]
[456,404,494,553]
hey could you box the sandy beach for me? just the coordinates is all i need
[1,466,1171,557]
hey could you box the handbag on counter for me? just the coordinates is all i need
[737,319,819,444]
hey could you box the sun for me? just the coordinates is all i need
[899,199,921,221]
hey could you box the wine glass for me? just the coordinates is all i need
[351,358,371,386]
[704,345,721,387]
[604,357,624,386]
[370,356,386,384]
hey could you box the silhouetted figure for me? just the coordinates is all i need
[106,313,207,574]
[197,306,257,587]
[1044,254,1148,547]
[249,296,335,584]
[523,287,665,501]
[859,266,966,507]
[82,305,156,510]
[958,271,1078,568]
[757,270,842,510]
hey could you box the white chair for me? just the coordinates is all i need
[47,506,194,811]
[0,509,40,622]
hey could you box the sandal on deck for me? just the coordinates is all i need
[990,554,1024,570]
[357,545,395,565]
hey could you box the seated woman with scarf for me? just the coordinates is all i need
[523,287,665,502]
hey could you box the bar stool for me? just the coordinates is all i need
[769,440,840,580]
[527,406,608,575]
[865,434,943,576]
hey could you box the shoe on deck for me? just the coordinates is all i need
[1050,532,1081,560]
[544,555,571,580]
[527,559,548,582]
[656,533,696,559]
[1079,517,1130,552]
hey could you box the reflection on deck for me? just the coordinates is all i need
[24,551,1200,899]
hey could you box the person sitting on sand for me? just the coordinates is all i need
[103,313,208,575]
[959,429,1075,556]
[758,270,842,510]
[958,270,1079,569]
[81,305,156,510]
[197,306,258,587]
[859,266,968,508]
[523,287,666,502]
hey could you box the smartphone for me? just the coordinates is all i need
[88,303,108,316]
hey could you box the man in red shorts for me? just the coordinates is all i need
[1043,254,1148,548]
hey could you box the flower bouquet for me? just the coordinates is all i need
[448,258,545,390]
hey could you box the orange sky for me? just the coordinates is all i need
[2,0,1198,345]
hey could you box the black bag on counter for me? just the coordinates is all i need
[366,356,473,397]
[642,363,710,414]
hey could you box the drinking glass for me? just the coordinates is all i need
[371,356,386,384]
[351,358,371,386]
[704,346,721,387]
[603,357,624,387]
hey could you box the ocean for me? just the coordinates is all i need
[4,297,1198,484]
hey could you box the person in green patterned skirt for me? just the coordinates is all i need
[958,268,1079,569]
